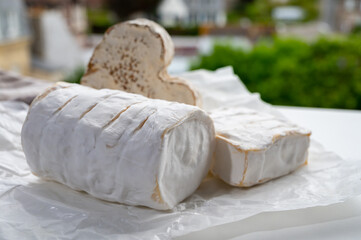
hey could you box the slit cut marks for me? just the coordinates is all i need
[79,103,98,120]
[79,93,118,120]
[102,102,142,129]
[133,110,156,133]
[52,95,78,115]
[32,84,70,106]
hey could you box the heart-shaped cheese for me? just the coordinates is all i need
[81,19,200,106]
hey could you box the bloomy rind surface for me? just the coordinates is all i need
[21,83,214,210]
[210,107,311,187]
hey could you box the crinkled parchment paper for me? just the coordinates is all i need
[0,67,360,239]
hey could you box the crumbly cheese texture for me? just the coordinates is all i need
[210,107,311,187]
[21,82,215,210]
[81,18,200,106]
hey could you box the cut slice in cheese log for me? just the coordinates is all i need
[81,18,200,106]
[210,107,311,187]
[21,82,215,210]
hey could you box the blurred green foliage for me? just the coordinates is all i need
[165,26,199,36]
[351,24,361,35]
[108,0,160,21]
[228,0,319,24]
[191,36,361,109]
[63,66,85,84]
[87,8,116,33]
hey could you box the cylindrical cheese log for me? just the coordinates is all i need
[21,82,215,210]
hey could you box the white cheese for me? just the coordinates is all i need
[79,19,312,189]
[81,18,200,106]
[21,83,215,210]
[210,107,311,187]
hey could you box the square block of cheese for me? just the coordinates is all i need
[210,107,311,187]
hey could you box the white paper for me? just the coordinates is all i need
[0,68,361,240]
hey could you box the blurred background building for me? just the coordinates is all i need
[1,0,361,109]
[0,0,30,74]
[321,0,361,33]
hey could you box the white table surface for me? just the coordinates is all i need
[176,106,361,240]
